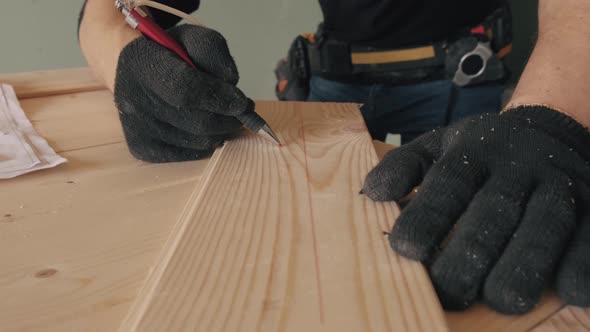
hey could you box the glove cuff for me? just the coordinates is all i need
[77,1,88,42]
[504,105,590,162]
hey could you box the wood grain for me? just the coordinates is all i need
[2,66,573,331]
[532,307,590,332]
[120,101,448,332]
[19,90,124,153]
[0,87,208,331]
[0,67,104,99]
[0,143,209,331]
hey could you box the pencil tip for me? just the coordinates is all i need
[259,125,282,145]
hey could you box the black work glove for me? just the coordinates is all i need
[114,25,251,162]
[363,106,590,314]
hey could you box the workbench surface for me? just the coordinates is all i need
[0,68,587,332]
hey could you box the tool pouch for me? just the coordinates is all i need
[445,4,513,87]
[274,34,314,101]
[275,4,513,97]
[445,36,506,87]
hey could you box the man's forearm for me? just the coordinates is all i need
[508,0,590,127]
[79,0,141,91]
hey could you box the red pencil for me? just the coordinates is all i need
[113,0,282,145]
[114,0,195,67]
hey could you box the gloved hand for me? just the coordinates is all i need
[363,106,590,314]
[114,24,251,162]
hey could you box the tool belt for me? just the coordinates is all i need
[275,4,513,101]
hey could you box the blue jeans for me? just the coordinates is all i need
[307,76,504,143]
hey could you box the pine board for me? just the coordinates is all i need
[0,142,209,331]
[532,307,590,332]
[120,101,448,332]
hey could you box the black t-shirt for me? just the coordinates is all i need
[319,0,506,48]
[152,0,504,48]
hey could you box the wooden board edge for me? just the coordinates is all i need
[445,293,565,332]
[16,85,106,99]
[368,162,449,332]
[118,146,226,331]
[372,140,396,160]
[0,67,105,99]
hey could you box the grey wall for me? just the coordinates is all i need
[0,0,536,98]
[0,1,87,73]
[198,0,322,99]
[0,0,321,99]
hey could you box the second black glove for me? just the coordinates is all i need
[363,106,590,314]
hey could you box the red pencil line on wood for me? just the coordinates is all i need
[298,108,325,324]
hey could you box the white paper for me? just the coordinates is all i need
[0,84,66,179]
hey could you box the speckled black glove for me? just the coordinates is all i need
[363,106,590,314]
[114,24,251,162]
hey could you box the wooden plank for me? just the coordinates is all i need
[120,101,448,332]
[19,90,124,153]
[0,137,419,331]
[0,142,210,332]
[0,67,104,99]
[531,307,590,332]
[446,294,564,332]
